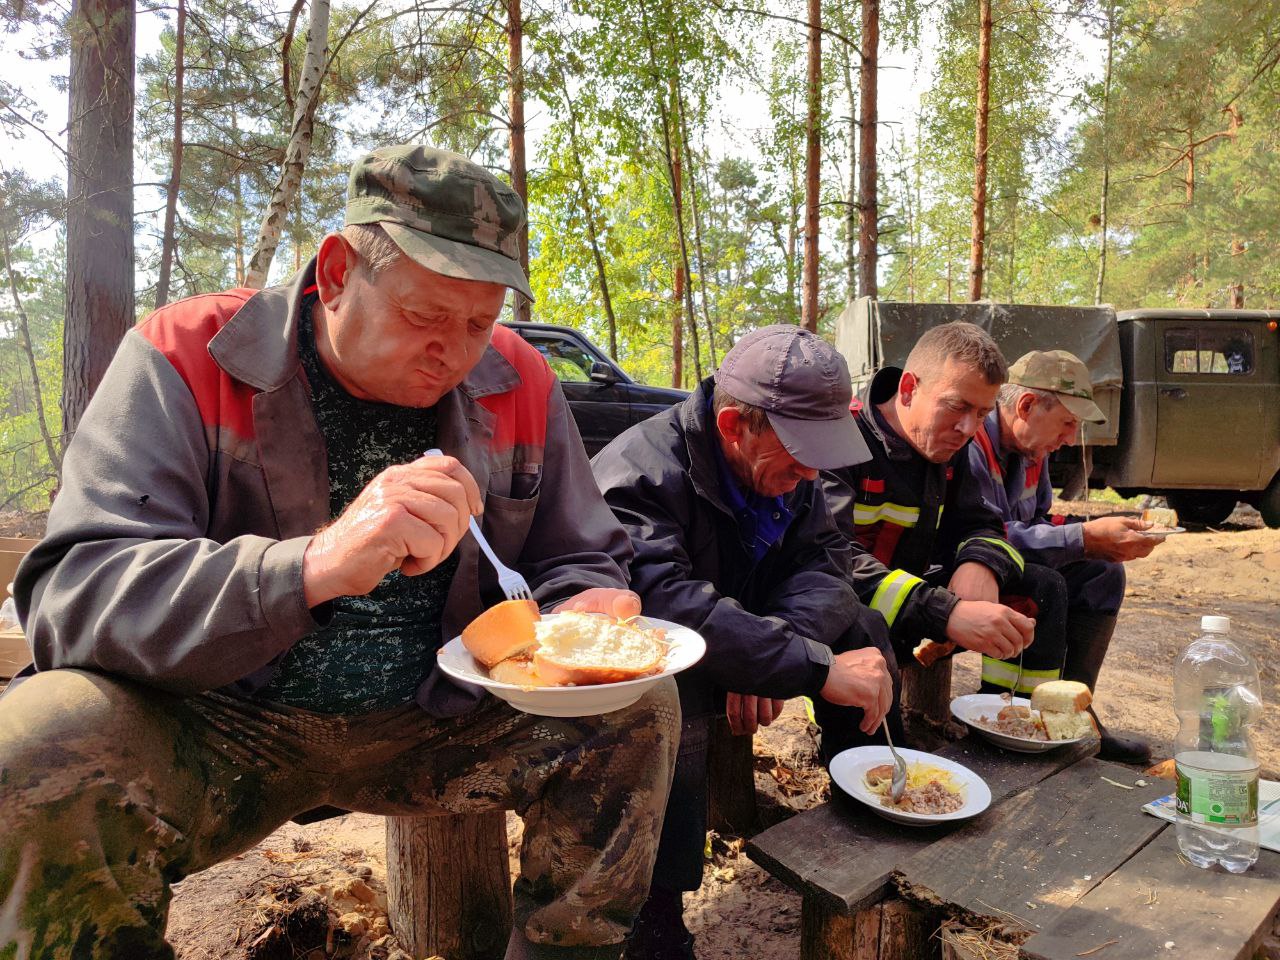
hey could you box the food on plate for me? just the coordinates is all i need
[864,761,964,814]
[459,602,668,687]
[461,598,540,667]
[533,612,667,685]
[1141,506,1179,532]
[1030,679,1098,741]
[977,703,1049,741]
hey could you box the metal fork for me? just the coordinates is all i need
[1003,647,1026,704]
[423,449,533,601]
[882,719,908,804]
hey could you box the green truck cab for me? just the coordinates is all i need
[835,299,1280,528]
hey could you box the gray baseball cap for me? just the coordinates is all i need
[715,325,871,470]
[343,144,533,300]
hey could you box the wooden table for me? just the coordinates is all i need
[747,737,1280,960]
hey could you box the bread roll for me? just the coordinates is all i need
[532,612,666,685]
[1141,507,1179,530]
[461,598,540,668]
[488,657,553,687]
[1030,680,1092,714]
[914,638,955,667]
[1040,709,1098,741]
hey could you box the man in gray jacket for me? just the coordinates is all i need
[593,326,896,960]
[0,146,678,960]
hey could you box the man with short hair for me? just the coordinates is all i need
[969,349,1155,762]
[593,326,896,960]
[823,322,1070,751]
[0,145,678,960]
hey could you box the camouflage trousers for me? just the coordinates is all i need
[0,669,680,960]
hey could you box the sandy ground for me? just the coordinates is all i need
[2,505,1276,958]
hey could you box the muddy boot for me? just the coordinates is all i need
[1064,611,1152,765]
[622,887,695,960]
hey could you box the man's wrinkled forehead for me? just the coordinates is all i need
[918,358,999,403]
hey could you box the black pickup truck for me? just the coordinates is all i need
[504,322,688,455]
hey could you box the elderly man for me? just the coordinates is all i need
[593,326,896,960]
[968,349,1155,762]
[823,323,1070,733]
[1,146,678,960]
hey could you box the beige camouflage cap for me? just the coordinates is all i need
[1008,349,1107,423]
[344,144,533,299]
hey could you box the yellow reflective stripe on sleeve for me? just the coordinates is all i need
[869,569,925,627]
[803,695,816,724]
[958,536,1025,574]
[980,656,1061,694]
[853,502,921,527]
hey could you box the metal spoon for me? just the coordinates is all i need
[882,719,908,804]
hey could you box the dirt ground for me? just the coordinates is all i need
[157,500,1280,959]
[3,504,1276,958]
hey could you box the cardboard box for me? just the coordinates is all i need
[0,626,30,679]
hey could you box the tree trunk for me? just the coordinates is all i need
[63,0,135,441]
[1093,0,1113,305]
[666,80,702,382]
[677,91,718,367]
[244,0,331,289]
[2,228,62,471]
[563,96,618,359]
[842,44,858,303]
[968,0,992,301]
[232,112,246,286]
[385,813,511,960]
[857,0,879,299]
[155,0,187,310]
[508,0,531,323]
[1230,237,1245,307]
[800,0,822,331]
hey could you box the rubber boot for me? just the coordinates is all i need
[1063,610,1151,765]
[621,887,696,960]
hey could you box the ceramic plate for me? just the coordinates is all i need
[829,745,991,826]
[951,693,1093,754]
[1139,526,1186,537]
[437,614,704,717]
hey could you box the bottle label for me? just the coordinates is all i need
[1176,763,1258,826]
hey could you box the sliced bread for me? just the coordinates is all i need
[461,598,540,668]
[532,612,667,685]
[1030,679,1092,715]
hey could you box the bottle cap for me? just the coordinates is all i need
[1201,615,1231,634]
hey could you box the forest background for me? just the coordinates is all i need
[1,0,1278,510]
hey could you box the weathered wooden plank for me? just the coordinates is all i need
[746,736,1096,914]
[1021,832,1280,960]
[800,894,862,960]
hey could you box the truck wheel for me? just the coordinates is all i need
[1259,475,1280,530]
[1165,491,1238,527]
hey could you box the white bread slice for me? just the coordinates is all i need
[1030,680,1092,715]
[488,657,553,687]
[461,599,540,668]
[1142,507,1179,530]
[532,612,667,686]
[1040,709,1098,741]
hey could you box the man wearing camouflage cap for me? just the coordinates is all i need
[969,349,1157,762]
[1,145,678,958]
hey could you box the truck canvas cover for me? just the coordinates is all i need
[834,297,1124,444]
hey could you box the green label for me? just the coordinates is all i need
[1176,763,1258,826]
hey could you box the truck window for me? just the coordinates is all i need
[526,335,595,383]
[1164,328,1253,376]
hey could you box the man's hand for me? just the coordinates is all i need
[945,600,1034,660]
[302,454,483,607]
[820,648,894,735]
[947,561,1000,603]
[551,588,642,619]
[725,693,788,736]
[1082,517,1159,562]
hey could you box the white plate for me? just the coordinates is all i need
[950,693,1093,754]
[436,614,705,717]
[1139,526,1186,537]
[829,745,991,826]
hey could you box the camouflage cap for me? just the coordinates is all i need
[1008,349,1107,423]
[344,144,533,300]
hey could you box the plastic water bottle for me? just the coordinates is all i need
[1174,615,1262,872]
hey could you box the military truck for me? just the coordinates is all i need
[834,299,1280,529]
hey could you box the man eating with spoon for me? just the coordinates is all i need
[1,145,678,960]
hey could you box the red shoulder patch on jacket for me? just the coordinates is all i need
[849,397,863,413]
[136,290,260,440]
[946,466,955,481]
[479,326,554,449]
[860,477,885,493]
